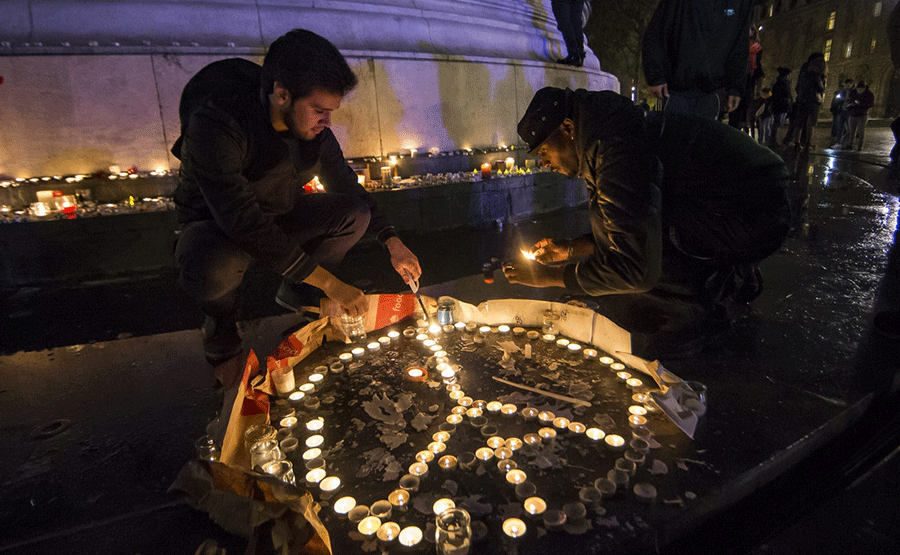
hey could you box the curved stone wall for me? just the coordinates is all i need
[0,0,618,179]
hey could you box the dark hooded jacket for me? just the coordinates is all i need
[559,89,789,297]
[172,58,396,284]
[794,58,827,106]
[770,70,793,115]
[642,0,752,98]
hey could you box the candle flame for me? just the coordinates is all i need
[521,249,536,260]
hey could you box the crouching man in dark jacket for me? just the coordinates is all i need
[504,87,790,360]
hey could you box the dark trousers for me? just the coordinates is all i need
[175,193,370,321]
[784,103,820,148]
[551,0,585,59]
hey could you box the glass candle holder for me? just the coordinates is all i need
[262,459,296,485]
[541,309,560,334]
[435,507,471,555]
[250,439,284,470]
[340,313,366,343]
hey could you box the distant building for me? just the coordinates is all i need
[756,0,897,118]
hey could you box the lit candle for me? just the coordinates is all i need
[333,496,356,516]
[398,526,423,547]
[416,450,435,463]
[475,447,494,462]
[465,407,483,419]
[446,414,463,424]
[628,414,648,428]
[567,343,583,354]
[616,371,632,381]
[523,433,542,447]
[302,448,322,461]
[449,390,464,400]
[306,417,324,432]
[583,348,598,360]
[500,404,517,416]
[478,325,491,334]
[505,469,527,484]
[438,455,457,471]
[358,515,381,537]
[388,488,410,509]
[610,362,626,371]
[628,405,648,416]
[458,396,473,407]
[429,344,442,353]
[406,366,426,382]
[555,338,570,349]
[432,497,455,515]
[288,390,306,403]
[494,447,513,460]
[376,521,401,542]
[429,323,441,335]
[523,496,546,516]
[552,417,570,430]
[486,436,504,448]
[339,352,353,363]
[451,406,466,415]
[538,411,555,423]
[526,330,540,340]
[505,437,523,451]
[305,434,324,448]
[632,392,650,404]
[586,427,606,441]
[423,339,436,348]
[454,321,466,330]
[351,347,366,358]
[567,422,586,434]
[542,333,556,343]
[502,518,527,538]
[415,333,428,341]
[538,427,557,440]
[599,356,615,365]
[605,434,626,452]
[387,330,400,341]
[433,431,450,443]
[319,476,341,494]
[305,468,326,485]
[505,156,515,170]
[298,383,315,394]
[497,459,517,473]
[427,441,447,454]
[279,415,298,429]
[486,400,503,413]
[497,324,511,334]
[378,336,391,346]
[521,407,538,420]
[626,377,643,389]
[480,163,491,180]
[409,462,429,477]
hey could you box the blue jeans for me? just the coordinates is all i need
[175,193,370,320]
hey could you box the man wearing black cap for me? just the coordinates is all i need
[504,87,791,359]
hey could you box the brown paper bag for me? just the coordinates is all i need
[220,350,271,469]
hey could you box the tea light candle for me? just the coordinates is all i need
[398,474,420,492]
[423,339,436,348]
[442,324,454,334]
[599,356,615,365]
[480,424,499,438]
[476,325,489,334]
[458,396,473,407]
[415,333,428,341]
[279,415,298,429]
[388,488,410,509]
[398,526,423,547]
[376,521,400,542]
[480,162,492,179]
[583,348,598,360]
[521,407,538,420]
[505,469,527,484]
[626,377,643,389]
[305,457,325,471]
[615,457,637,477]
[351,347,366,358]
[328,362,344,374]
[505,156,515,170]
[523,433,542,447]
[319,476,341,494]
[428,323,441,335]
[454,322,466,330]
[429,344,442,352]
[438,422,457,435]
[538,411,555,423]
[387,330,400,342]
[605,434,626,452]
[630,437,651,453]
[523,496,546,516]
[494,447,513,460]
[625,449,646,467]
[305,434,324,448]
[446,414,463,425]
[513,326,525,336]
[288,390,306,403]
[497,324,511,333]
[502,518,527,538]
[302,448,322,461]
[333,496,356,516]
[339,352,353,363]
[500,403,517,416]
[432,498,455,515]
[567,343,583,354]
[348,505,370,523]
[579,487,602,509]
[616,371,632,381]
[515,482,537,501]
[306,417,324,432]
[305,468,326,485]
[440,367,456,382]
[406,366,427,382]
[628,414,648,428]
[465,322,478,332]
[432,431,450,443]
[632,392,650,404]
[403,328,416,338]
[594,477,617,498]
[628,405,648,416]
[451,406,466,415]
[448,390,464,400]
[567,422,586,434]
[358,515,381,537]
[505,437,523,451]
[542,334,556,343]
[378,336,391,346]
[610,362,626,371]
[370,499,393,520]
[555,338,570,349]
[427,441,446,454]
[552,417,570,430]
[542,509,567,530]
[416,450,435,463]
[475,447,494,462]
[298,383,315,394]
[486,400,502,413]
[458,452,477,470]
[438,455,457,471]
[486,436,505,449]
[538,427,557,440]
[497,459,517,473]
[526,330,540,340]
[409,462,429,477]
[586,427,606,441]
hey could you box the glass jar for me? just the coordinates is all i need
[541,309,560,334]
[340,313,367,343]
[435,507,471,555]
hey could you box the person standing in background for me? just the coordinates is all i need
[730,26,763,130]
[642,0,752,119]
[829,78,855,148]
[783,52,826,150]
[757,87,774,145]
[768,66,793,148]
[552,0,588,67]
[840,82,875,151]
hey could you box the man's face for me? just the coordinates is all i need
[273,85,343,140]
[534,124,579,177]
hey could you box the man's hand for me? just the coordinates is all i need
[649,84,668,99]
[502,260,565,288]
[725,94,741,113]
[385,237,422,284]
[530,238,569,265]
[303,266,368,316]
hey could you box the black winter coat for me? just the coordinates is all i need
[770,75,793,115]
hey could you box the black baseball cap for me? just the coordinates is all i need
[518,87,569,154]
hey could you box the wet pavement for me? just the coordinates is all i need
[1,125,899,554]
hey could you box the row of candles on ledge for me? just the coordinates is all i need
[244,314,665,550]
